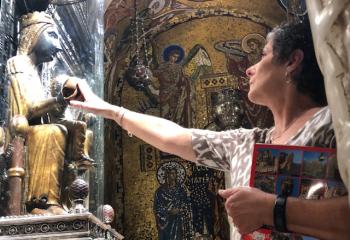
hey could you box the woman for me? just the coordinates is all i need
[70,20,350,239]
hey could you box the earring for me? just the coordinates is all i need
[285,71,292,84]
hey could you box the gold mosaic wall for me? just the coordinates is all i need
[104,1,285,239]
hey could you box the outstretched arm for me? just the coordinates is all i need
[69,81,196,161]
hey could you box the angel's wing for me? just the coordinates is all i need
[182,44,213,81]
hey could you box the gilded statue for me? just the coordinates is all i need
[6,11,93,214]
[50,75,95,170]
[0,127,7,209]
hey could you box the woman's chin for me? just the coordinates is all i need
[247,91,257,103]
[248,91,265,106]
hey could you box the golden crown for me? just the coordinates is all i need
[18,11,56,54]
[21,11,55,29]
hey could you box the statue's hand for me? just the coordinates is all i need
[55,90,68,107]
[61,77,85,102]
[69,81,116,120]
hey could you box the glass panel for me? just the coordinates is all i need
[50,0,105,217]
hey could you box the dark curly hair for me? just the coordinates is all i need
[267,19,327,106]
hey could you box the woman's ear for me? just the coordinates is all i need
[286,49,304,74]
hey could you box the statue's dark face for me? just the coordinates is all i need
[33,26,62,63]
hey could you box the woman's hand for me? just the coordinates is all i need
[218,187,275,235]
[69,80,117,120]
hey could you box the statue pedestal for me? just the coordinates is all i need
[0,212,124,239]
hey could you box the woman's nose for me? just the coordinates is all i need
[246,65,255,77]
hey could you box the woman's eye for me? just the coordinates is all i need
[259,52,267,61]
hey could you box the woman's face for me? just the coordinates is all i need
[246,39,287,106]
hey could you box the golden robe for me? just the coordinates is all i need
[7,55,67,206]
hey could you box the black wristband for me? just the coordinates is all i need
[273,195,288,232]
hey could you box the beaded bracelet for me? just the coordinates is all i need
[117,107,133,137]
[119,107,126,127]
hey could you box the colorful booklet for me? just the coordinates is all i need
[244,144,347,240]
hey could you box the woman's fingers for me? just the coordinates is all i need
[69,100,85,108]
[76,81,95,100]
